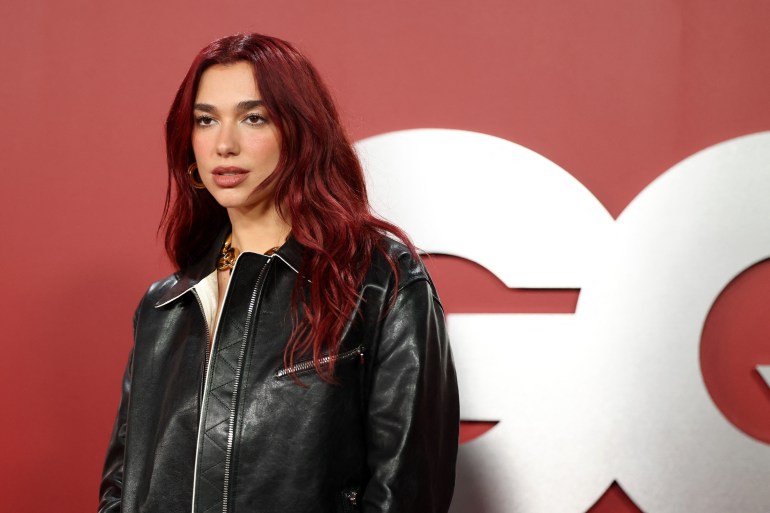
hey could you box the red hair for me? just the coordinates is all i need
[162,33,414,380]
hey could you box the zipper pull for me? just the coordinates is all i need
[359,347,365,366]
[344,489,359,506]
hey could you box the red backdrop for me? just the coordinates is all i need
[2,1,769,511]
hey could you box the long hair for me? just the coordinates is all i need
[162,33,414,380]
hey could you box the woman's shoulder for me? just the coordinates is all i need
[368,235,433,292]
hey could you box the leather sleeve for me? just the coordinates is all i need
[98,347,134,513]
[362,278,460,513]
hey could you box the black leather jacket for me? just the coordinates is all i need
[99,232,459,513]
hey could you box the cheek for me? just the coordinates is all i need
[191,131,210,159]
[246,138,281,165]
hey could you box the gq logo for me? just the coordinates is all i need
[357,129,770,513]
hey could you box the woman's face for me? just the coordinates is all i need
[191,61,281,211]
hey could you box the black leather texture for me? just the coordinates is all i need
[99,233,460,513]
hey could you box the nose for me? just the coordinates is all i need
[216,122,240,157]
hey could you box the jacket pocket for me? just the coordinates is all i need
[275,346,364,378]
[338,486,361,512]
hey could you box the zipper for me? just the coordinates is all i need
[221,257,272,513]
[192,289,212,343]
[192,290,211,404]
[275,346,364,378]
[190,260,240,513]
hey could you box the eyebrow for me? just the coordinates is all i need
[194,100,264,113]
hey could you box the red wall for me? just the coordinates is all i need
[2,1,769,511]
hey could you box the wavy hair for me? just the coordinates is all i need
[161,33,414,380]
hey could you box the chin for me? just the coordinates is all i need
[212,198,249,210]
[208,188,242,202]
[208,190,263,210]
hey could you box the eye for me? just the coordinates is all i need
[195,115,216,127]
[244,113,267,126]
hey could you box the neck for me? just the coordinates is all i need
[227,200,292,255]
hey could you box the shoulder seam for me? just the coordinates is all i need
[396,276,444,311]
[396,275,428,293]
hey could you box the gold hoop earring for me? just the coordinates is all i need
[187,163,206,189]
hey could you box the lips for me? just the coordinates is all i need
[212,166,249,188]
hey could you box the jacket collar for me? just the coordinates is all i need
[272,232,303,274]
[154,227,303,308]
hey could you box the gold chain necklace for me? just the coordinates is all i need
[216,233,284,272]
[216,234,239,271]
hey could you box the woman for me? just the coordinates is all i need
[99,33,459,513]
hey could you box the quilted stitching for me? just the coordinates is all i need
[193,255,268,513]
